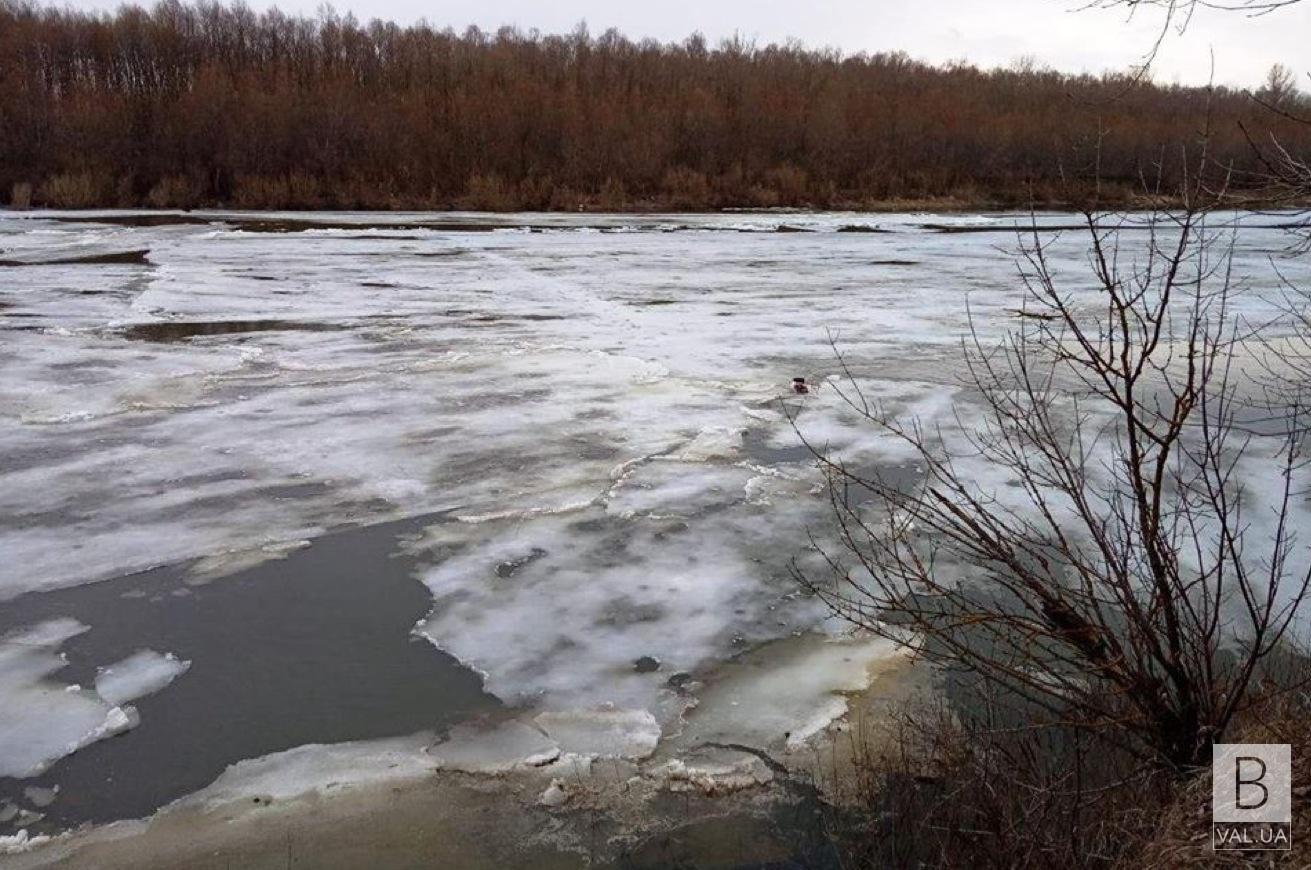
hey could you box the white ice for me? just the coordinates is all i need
[0,620,188,778]
[181,733,438,809]
[1,209,1307,781]
[94,650,191,707]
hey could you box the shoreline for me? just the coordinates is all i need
[3,637,925,869]
[4,195,1309,217]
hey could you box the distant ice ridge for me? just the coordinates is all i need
[0,620,189,778]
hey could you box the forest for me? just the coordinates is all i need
[1,0,1309,211]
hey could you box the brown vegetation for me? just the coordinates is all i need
[823,677,1310,869]
[1,0,1309,211]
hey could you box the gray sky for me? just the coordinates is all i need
[61,0,1309,88]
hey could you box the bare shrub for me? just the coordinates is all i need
[38,172,111,208]
[763,164,810,207]
[747,184,781,208]
[597,177,627,210]
[232,174,324,209]
[147,175,203,209]
[8,181,31,209]
[514,176,556,211]
[823,662,1310,869]
[661,167,712,209]
[800,185,1311,770]
[547,185,585,211]
[231,175,280,209]
[462,173,518,212]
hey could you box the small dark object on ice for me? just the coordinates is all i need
[792,377,809,394]
[634,655,661,673]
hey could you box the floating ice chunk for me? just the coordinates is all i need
[0,620,185,778]
[1,618,88,650]
[0,620,104,778]
[187,538,313,581]
[534,709,660,760]
[454,491,600,524]
[95,650,191,706]
[742,473,809,506]
[783,699,850,751]
[0,829,51,855]
[741,405,784,424]
[23,786,58,808]
[74,706,140,750]
[542,753,594,779]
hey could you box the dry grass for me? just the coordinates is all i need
[38,171,112,208]
[8,181,31,208]
[820,690,1169,869]
[1133,692,1311,869]
[147,175,204,209]
[821,676,1310,869]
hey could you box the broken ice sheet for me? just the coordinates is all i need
[604,460,757,519]
[2,211,1308,789]
[534,709,661,760]
[414,490,833,713]
[95,649,191,707]
[0,619,189,778]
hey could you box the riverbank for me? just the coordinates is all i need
[3,638,925,869]
[6,190,1309,215]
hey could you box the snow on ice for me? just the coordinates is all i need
[1,209,1307,810]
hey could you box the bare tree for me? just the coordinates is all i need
[1079,0,1305,91]
[800,180,1311,770]
[1259,62,1301,107]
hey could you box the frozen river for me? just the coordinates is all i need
[1,210,1307,838]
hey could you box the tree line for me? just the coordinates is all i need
[1,0,1308,211]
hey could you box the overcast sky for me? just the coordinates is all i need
[60,0,1308,88]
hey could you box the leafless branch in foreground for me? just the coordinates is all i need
[798,178,1311,771]
[1087,0,1302,17]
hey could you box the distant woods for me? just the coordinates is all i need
[1,1,1308,211]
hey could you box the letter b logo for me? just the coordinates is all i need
[1235,756,1269,810]
[1213,743,1291,851]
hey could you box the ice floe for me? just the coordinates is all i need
[0,620,189,778]
[94,650,191,707]
[0,828,52,855]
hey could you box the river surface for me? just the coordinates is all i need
[0,209,1306,839]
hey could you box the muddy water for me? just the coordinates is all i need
[0,514,498,831]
